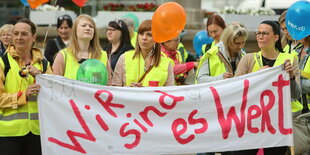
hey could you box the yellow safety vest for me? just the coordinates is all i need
[0,53,44,136]
[131,32,138,48]
[300,53,310,109]
[178,43,188,62]
[252,51,303,112]
[283,44,298,57]
[60,49,108,80]
[196,46,227,79]
[125,50,170,87]
[201,41,216,55]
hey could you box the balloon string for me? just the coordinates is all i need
[42,25,50,50]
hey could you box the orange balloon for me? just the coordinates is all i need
[152,2,186,43]
[27,0,50,9]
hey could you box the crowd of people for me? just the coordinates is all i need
[0,8,309,155]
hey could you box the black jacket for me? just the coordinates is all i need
[44,36,66,65]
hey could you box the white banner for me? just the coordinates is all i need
[37,65,293,155]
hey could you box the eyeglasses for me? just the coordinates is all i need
[255,31,272,37]
[114,19,122,28]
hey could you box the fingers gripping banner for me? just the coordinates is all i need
[36,65,293,155]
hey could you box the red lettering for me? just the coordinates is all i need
[272,74,292,135]
[119,123,141,149]
[95,90,125,118]
[210,79,249,139]
[139,106,167,127]
[247,105,262,133]
[171,118,195,144]
[260,90,276,134]
[48,100,96,154]
[96,114,109,131]
[134,119,148,133]
[188,110,208,134]
[155,90,184,109]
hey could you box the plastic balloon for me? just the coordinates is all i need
[193,30,213,57]
[286,0,310,40]
[72,0,87,7]
[122,13,139,31]
[76,59,108,85]
[27,0,50,9]
[20,0,29,6]
[152,2,186,43]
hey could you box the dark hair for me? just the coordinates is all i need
[57,14,73,29]
[261,20,283,52]
[206,14,226,32]
[16,18,36,35]
[107,19,133,54]
[7,16,23,25]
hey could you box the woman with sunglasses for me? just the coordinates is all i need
[44,14,72,65]
[233,20,302,155]
[53,14,111,84]
[112,20,174,87]
[105,19,134,73]
[161,36,198,85]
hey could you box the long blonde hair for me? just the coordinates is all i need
[68,14,102,59]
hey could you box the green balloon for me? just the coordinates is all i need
[76,59,108,85]
[122,13,139,31]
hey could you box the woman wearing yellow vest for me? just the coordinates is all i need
[295,35,310,111]
[112,20,174,87]
[53,14,111,83]
[234,20,301,155]
[0,18,52,155]
[196,23,248,84]
[161,36,198,85]
[201,15,226,55]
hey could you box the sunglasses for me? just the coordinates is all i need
[114,19,122,28]
[58,15,71,22]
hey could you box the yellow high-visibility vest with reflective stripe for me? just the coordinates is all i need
[60,49,108,80]
[125,50,170,86]
[0,53,42,136]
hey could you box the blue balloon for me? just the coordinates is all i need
[286,0,310,40]
[193,30,213,57]
[20,0,29,6]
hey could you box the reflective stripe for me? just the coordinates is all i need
[30,113,39,120]
[0,112,28,121]
[0,112,39,121]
